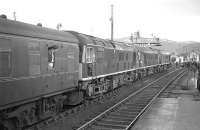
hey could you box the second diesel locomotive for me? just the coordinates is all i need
[0,18,170,129]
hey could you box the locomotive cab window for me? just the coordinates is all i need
[0,49,11,77]
[86,47,95,63]
[48,45,58,70]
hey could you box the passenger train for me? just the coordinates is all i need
[0,17,171,129]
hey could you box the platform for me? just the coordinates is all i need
[131,71,200,130]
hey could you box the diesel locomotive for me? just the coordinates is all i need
[0,18,170,129]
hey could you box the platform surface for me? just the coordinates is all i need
[132,71,200,130]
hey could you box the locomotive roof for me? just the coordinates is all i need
[159,50,171,55]
[67,31,114,48]
[0,18,79,43]
[113,41,134,51]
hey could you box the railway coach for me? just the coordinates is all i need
[0,18,82,129]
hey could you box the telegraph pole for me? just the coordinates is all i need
[110,4,114,41]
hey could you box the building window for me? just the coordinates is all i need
[86,47,95,63]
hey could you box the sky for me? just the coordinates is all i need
[1,0,200,41]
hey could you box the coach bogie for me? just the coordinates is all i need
[0,103,37,129]
[1,117,18,130]
[81,78,111,97]
[63,91,84,106]
[112,76,119,89]
[38,95,64,119]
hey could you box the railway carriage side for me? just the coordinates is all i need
[0,19,81,129]
[68,32,116,96]
[157,50,171,71]
[83,44,116,96]
[162,53,171,69]
[68,32,140,97]
[114,42,137,83]
[136,46,171,76]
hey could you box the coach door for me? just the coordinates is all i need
[86,46,95,77]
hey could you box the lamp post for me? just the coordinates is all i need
[110,4,114,41]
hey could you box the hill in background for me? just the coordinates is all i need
[115,36,200,56]
[144,40,200,55]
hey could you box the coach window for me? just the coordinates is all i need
[86,47,95,63]
[0,49,11,77]
[48,45,58,70]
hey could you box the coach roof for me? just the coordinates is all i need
[113,41,133,51]
[0,18,79,43]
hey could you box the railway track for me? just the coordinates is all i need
[77,68,185,130]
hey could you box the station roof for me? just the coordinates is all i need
[0,18,79,43]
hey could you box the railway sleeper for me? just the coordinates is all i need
[102,118,132,123]
[97,119,131,126]
[94,122,127,129]
[109,113,137,118]
[104,117,133,122]
[116,111,141,115]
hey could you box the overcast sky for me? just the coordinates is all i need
[1,0,200,41]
